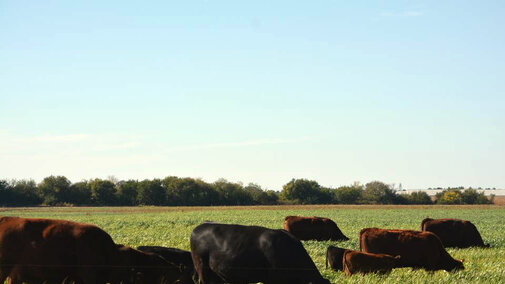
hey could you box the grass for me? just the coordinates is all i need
[1,205,504,283]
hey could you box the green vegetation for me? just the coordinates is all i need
[435,188,494,205]
[0,177,494,207]
[0,205,503,283]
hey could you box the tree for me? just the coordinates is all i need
[0,180,13,206]
[361,181,399,204]
[243,183,279,205]
[436,189,463,205]
[461,189,492,204]
[89,179,117,205]
[137,179,166,205]
[404,191,432,204]
[213,179,253,205]
[162,177,220,206]
[37,176,72,205]
[279,179,330,204]
[68,181,92,205]
[10,179,41,206]
[116,180,139,206]
[334,185,363,204]
[161,176,181,205]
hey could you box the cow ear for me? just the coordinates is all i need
[460,259,465,263]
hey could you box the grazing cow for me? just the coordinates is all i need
[190,222,330,284]
[360,228,464,272]
[325,246,350,271]
[283,216,349,241]
[137,246,195,283]
[114,245,187,284]
[342,250,401,275]
[0,216,180,284]
[421,218,490,248]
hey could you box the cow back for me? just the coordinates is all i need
[360,228,464,272]
[342,250,400,275]
[190,222,330,284]
[422,218,488,248]
[283,216,348,241]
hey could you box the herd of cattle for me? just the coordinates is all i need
[0,215,489,284]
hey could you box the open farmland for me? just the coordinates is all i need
[1,205,504,283]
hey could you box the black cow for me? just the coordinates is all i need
[137,246,195,283]
[190,222,330,284]
[325,246,350,271]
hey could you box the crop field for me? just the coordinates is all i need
[1,205,504,283]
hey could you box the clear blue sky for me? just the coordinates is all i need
[1,1,504,190]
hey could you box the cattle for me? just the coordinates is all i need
[114,244,187,284]
[342,250,401,275]
[325,246,350,271]
[0,216,181,284]
[421,218,490,248]
[283,216,349,241]
[360,228,464,272]
[137,246,195,283]
[190,222,330,284]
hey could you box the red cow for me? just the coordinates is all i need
[421,218,489,248]
[360,228,464,272]
[342,250,401,275]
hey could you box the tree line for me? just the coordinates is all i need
[0,176,494,207]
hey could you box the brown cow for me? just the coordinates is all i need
[421,218,489,248]
[360,228,464,272]
[325,246,350,271]
[283,216,349,241]
[0,216,180,284]
[342,250,401,275]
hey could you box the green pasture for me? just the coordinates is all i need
[1,205,504,283]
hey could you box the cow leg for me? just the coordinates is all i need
[200,265,224,284]
[193,256,223,284]
[191,254,205,283]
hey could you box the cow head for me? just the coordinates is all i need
[133,251,183,284]
[112,245,183,284]
[449,258,465,271]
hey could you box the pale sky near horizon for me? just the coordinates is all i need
[1,1,504,190]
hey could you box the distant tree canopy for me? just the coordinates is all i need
[0,176,494,207]
[279,179,332,204]
[362,181,399,204]
[435,188,493,205]
[333,184,363,204]
[403,191,432,205]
